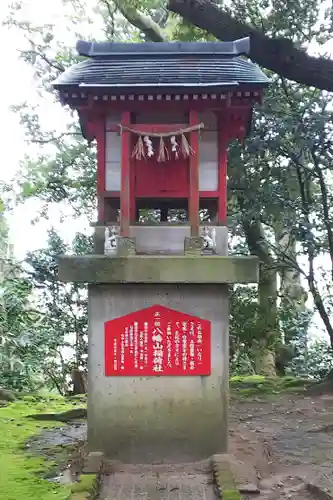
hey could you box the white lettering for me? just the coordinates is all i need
[182,334,187,370]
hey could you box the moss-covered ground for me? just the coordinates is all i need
[0,376,316,500]
[230,374,313,398]
[0,394,93,500]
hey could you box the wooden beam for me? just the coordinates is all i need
[102,190,220,198]
[120,111,131,236]
[96,119,106,223]
[218,118,228,225]
[189,110,200,236]
[75,99,235,113]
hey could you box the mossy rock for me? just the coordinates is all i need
[66,395,87,404]
[275,376,308,388]
[70,474,98,500]
[222,490,242,500]
[230,375,268,389]
[0,388,15,402]
[19,393,65,403]
[230,375,312,398]
[212,454,242,500]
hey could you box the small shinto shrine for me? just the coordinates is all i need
[54,38,269,463]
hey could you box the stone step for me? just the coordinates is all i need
[99,469,218,500]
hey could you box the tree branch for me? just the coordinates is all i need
[23,37,65,73]
[30,132,83,144]
[30,49,65,73]
[103,0,167,42]
[168,0,333,92]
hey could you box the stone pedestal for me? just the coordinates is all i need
[88,283,228,463]
[58,254,259,463]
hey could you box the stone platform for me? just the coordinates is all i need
[58,254,259,284]
[58,253,259,464]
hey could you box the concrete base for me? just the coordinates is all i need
[87,283,229,463]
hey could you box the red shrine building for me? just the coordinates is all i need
[53,39,269,460]
[54,38,269,254]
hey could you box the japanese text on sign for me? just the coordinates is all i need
[105,305,211,376]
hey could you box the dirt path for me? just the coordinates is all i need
[27,392,333,498]
[97,392,333,499]
[229,393,333,498]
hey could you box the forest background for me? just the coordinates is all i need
[1,0,333,394]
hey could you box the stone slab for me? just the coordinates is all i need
[58,255,259,284]
[211,454,248,500]
[82,451,104,474]
[100,468,216,500]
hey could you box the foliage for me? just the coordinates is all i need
[0,256,46,392]
[229,284,311,376]
[17,133,97,221]
[24,229,91,395]
[0,222,91,394]
[2,0,333,380]
[288,338,333,380]
[230,345,256,377]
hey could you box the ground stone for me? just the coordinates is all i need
[82,451,104,474]
[99,462,217,500]
[100,474,216,500]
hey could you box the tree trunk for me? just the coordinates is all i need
[293,153,333,346]
[71,369,87,395]
[274,223,309,344]
[252,342,277,376]
[168,0,333,92]
[243,219,278,376]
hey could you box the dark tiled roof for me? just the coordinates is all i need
[76,38,251,57]
[53,39,270,91]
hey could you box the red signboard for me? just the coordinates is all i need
[104,305,211,376]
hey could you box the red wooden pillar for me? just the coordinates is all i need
[129,153,136,224]
[189,110,200,236]
[120,111,131,236]
[218,124,228,226]
[96,119,106,223]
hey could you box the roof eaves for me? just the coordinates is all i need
[77,81,241,88]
